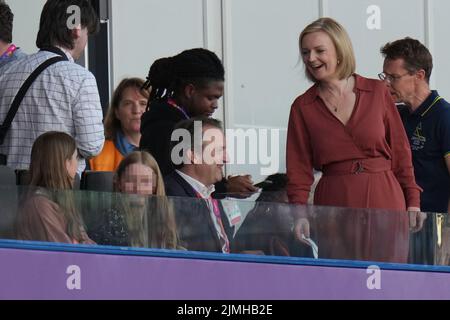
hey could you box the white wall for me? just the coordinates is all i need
[7,0,46,54]
[325,0,426,79]
[109,0,227,132]
[110,0,205,85]
[431,0,450,99]
[219,0,450,183]
[222,0,319,182]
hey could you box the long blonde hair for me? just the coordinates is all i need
[28,131,84,241]
[114,151,179,249]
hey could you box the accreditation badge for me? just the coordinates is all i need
[222,200,242,227]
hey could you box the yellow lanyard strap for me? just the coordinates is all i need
[421,96,443,117]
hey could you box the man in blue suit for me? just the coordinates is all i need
[165,117,235,253]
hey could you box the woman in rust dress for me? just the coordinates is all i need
[286,18,422,263]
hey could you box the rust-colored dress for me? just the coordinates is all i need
[286,74,421,263]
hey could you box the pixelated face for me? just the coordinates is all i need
[115,87,147,138]
[187,81,224,117]
[65,149,78,181]
[382,58,417,105]
[118,163,157,196]
[194,126,228,186]
[301,31,339,82]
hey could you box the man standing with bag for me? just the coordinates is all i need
[0,0,104,172]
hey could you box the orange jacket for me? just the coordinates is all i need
[89,140,124,172]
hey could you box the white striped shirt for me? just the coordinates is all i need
[0,48,104,172]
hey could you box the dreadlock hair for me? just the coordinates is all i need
[143,57,175,101]
[143,48,225,102]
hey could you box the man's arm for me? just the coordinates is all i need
[73,73,104,159]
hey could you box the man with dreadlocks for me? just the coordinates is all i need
[140,48,257,196]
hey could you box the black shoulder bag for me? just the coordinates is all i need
[0,47,68,165]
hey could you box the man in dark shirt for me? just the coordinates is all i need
[380,37,450,264]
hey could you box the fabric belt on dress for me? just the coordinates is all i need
[321,157,392,176]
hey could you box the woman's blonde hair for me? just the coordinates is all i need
[300,17,356,82]
[103,77,150,140]
[28,131,84,241]
[114,151,179,249]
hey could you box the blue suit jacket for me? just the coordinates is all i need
[164,171,234,253]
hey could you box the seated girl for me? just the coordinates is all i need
[16,131,94,244]
[89,151,179,249]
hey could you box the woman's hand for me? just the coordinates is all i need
[293,217,311,245]
[408,207,427,233]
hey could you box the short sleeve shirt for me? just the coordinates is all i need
[399,90,450,212]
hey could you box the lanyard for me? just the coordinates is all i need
[0,44,17,61]
[195,191,230,253]
[421,95,442,117]
[195,191,220,218]
[167,98,190,119]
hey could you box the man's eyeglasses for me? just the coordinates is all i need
[378,72,411,84]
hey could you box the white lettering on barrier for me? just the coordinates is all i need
[366,265,381,290]
[66,265,81,290]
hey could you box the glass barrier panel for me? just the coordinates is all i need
[0,185,447,267]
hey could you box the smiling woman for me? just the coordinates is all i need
[89,78,150,171]
[287,17,422,263]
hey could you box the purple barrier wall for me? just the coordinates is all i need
[1,247,450,299]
